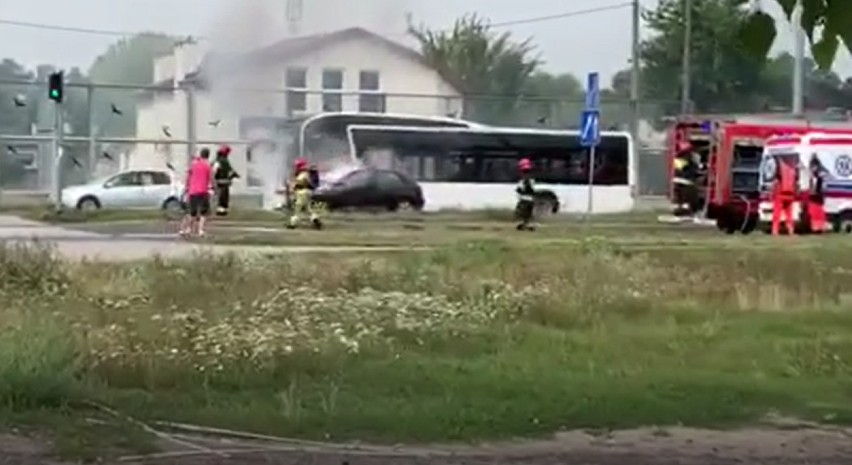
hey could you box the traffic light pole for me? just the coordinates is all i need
[51,102,65,212]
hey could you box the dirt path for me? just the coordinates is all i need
[6,424,852,465]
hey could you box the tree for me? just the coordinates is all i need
[761,52,852,110]
[409,14,542,123]
[512,72,586,127]
[641,0,768,113]
[739,0,852,70]
[87,33,175,137]
[0,59,36,135]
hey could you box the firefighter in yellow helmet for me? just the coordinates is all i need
[672,140,700,216]
[286,157,322,230]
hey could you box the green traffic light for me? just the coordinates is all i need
[50,90,58,97]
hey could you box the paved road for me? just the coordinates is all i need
[0,216,407,261]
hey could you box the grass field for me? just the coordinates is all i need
[3,231,852,461]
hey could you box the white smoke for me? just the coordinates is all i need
[202,0,413,209]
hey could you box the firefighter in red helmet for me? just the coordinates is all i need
[515,157,537,231]
[213,144,239,216]
[286,157,322,230]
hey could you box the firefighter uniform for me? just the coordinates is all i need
[213,145,239,216]
[771,156,798,235]
[287,158,322,230]
[515,158,536,231]
[672,142,700,216]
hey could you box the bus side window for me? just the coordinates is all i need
[436,154,461,182]
[440,155,475,182]
[550,158,571,184]
[421,155,436,181]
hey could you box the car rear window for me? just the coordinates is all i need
[376,171,408,189]
[150,171,171,185]
[341,170,372,186]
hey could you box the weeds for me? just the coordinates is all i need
[2,241,852,441]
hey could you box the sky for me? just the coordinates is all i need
[0,0,850,85]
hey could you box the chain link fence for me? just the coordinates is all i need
[0,79,683,206]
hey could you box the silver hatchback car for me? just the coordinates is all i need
[61,169,184,211]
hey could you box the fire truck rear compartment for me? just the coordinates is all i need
[714,142,763,234]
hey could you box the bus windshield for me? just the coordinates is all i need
[348,126,630,185]
[300,113,478,162]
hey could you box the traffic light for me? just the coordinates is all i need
[48,71,63,102]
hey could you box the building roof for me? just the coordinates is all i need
[182,27,439,87]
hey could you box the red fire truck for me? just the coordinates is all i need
[666,115,852,234]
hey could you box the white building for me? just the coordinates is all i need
[133,26,463,186]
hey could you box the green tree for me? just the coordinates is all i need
[87,33,175,137]
[760,52,852,110]
[739,0,852,70]
[409,14,542,124]
[0,59,36,135]
[641,0,768,113]
[513,72,586,127]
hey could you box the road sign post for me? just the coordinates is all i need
[581,72,600,218]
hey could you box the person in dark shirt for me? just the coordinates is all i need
[213,145,239,216]
[515,157,536,231]
[807,154,827,233]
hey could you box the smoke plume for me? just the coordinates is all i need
[201,0,412,208]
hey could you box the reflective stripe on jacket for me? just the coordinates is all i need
[516,178,535,202]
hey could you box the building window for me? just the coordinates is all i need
[359,93,386,113]
[322,93,342,112]
[287,91,307,113]
[359,71,380,91]
[286,68,307,88]
[285,67,307,114]
[358,70,384,112]
[322,69,343,89]
[322,69,343,112]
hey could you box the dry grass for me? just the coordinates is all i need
[2,240,852,444]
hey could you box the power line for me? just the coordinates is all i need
[0,2,632,39]
[488,2,633,28]
[0,18,201,40]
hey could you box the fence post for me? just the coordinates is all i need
[86,83,96,180]
[185,85,197,167]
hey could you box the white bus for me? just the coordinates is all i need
[346,125,635,213]
[298,112,482,163]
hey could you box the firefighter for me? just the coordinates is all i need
[213,145,239,216]
[286,157,322,230]
[515,157,536,231]
[771,154,799,236]
[672,140,700,216]
[807,154,828,233]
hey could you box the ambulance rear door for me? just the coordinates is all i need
[806,138,852,217]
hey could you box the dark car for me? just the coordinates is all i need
[312,168,425,211]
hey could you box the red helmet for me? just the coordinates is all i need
[217,144,231,156]
[518,158,532,171]
[294,157,308,171]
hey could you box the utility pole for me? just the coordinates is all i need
[791,0,804,116]
[630,0,641,195]
[680,0,692,114]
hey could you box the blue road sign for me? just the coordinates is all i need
[580,110,600,147]
[585,72,600,110]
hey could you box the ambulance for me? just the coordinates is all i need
[758,132,852,233]
[665,115,852,234]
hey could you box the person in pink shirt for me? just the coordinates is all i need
[179,148,213,237]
